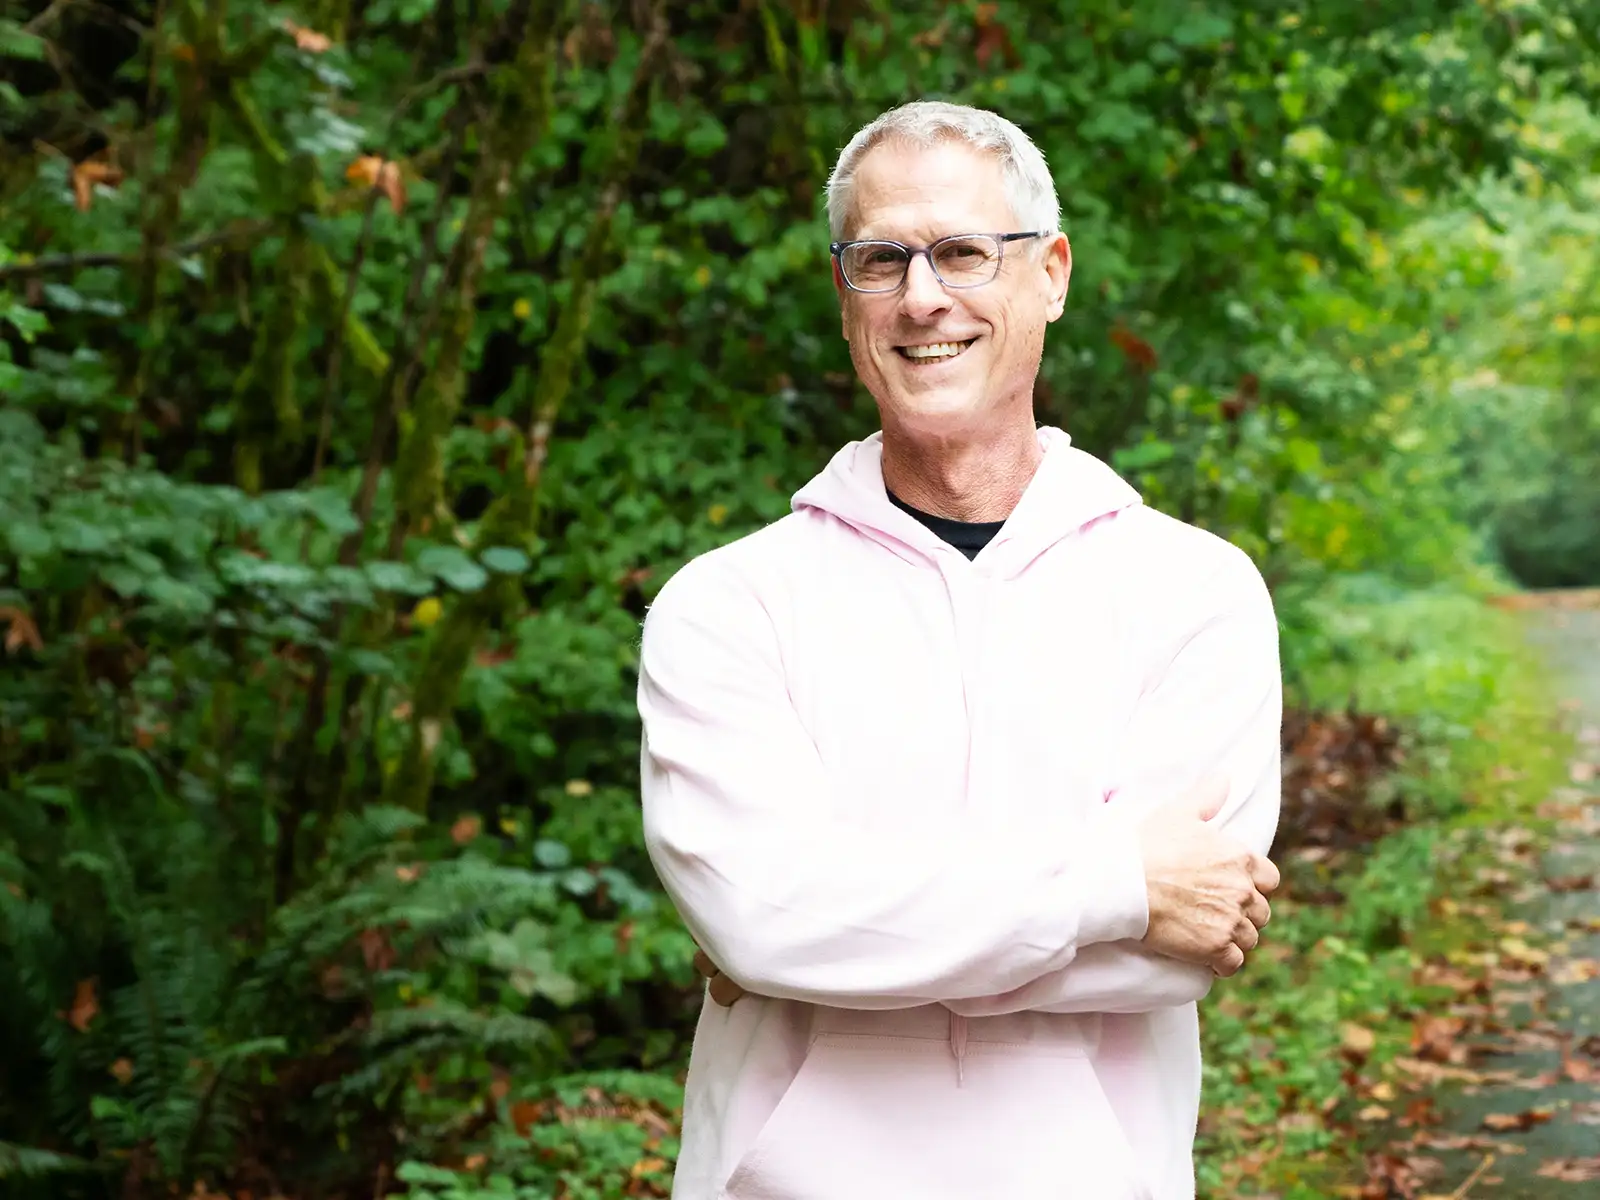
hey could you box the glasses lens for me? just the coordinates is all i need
[932,235,1001,286]
[842,242,909,291]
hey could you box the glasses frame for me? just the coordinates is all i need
[828,231,1050,294]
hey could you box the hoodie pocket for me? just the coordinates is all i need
[718,1032,1151,1200]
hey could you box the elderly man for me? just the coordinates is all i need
[636,101,1282,1200]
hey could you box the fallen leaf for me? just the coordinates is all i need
[283,21,333,52]
[509,1098,543,1136]
[1536,1156,1600,1181]
[1481,1106,1553,1132]
[630,1157,667,1179]
[1552,957,1600,985]
[451,814,481,845]
[1358,1103,1391,1121]
[1411,1014,1469,1063]
[1545,873,1595,892]
[1341,1021,1378,1058]
[109,1057,134,1084]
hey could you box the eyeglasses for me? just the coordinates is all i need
[829,231,1049,293]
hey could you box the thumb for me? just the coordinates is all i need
[1194,774,1230,822]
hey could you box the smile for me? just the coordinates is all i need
[897,339,976,362]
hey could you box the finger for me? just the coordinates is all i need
[1232,917,1260,953]
[692,948,719,979]
[1212,943,1246,977]
[708,972,745,1007]
[1250,853,1281,895]
[1244,890,1272,930]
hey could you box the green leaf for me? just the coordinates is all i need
[1112,440,1176,472]
[479,545,530,574]
[5,523,52,558]
[532,839,571,869]
[0,20,47,61]
[416,543,489,593]
[365,560,433,595]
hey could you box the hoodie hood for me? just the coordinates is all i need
[791,425,1143,579]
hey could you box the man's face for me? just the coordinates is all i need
[835,139,1071,440]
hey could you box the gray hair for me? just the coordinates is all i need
[824,100,1061,240]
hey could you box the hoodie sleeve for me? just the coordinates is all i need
[945,543,1283,1017]
[637,555,1152,1008]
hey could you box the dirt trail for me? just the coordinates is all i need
[1365,604,1600,1196]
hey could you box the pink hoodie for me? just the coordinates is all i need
[638,426,1282,1200]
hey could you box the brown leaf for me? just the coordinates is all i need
[109,1057,134,1084]
[630,1156,668,1180]
[1109,322,1159,371]
[972,3,1019,69]
[70,159,124,213]
[67,978,99,1032]
[1410,1014,1469,1063]
[358,927,394,972]
[284,21,333,53]
[451,814,482,845]
[1545,873,1596,892]
[509,1098,544,1137]
[345,155,406,213]
[1340,1021,1377,1059]
[1481,1106,1553,1132]
[1536,1156,1600,1182]
[0,606,43,654]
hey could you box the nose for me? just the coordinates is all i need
[899,252,952,321]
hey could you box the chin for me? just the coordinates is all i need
[880,389,992,439]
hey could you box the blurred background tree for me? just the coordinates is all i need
[1,1,1597,1197]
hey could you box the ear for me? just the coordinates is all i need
[832,257,849,340]
[1043,232,1072,324]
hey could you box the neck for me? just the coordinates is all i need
[879,417,1043,523]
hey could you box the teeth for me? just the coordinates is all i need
[902,341,969,360]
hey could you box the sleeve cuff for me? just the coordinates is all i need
[1073,809,1150,946]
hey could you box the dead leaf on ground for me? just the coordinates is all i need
[1551,958,1600,985]
[109,1057,133,1084]
[1545,873,1596,892]
[1481,1106,1554,1132]
[1342,1021,1378,1058]
[451,815,482,845]
[345,155,406,213]
[1536,1156,1600,1182]
[1571,1100,1600,1126]
[1411,1015,1470,1063]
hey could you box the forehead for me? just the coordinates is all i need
[846,138,1016,242]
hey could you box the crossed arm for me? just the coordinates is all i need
[638,546,1282,1014]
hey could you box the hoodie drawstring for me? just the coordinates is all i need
[949,1010,968,1085]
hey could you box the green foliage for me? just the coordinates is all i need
[1,0,1597,1195]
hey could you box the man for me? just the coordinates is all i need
[636,100,1282,1200]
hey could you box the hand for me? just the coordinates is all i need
[1138,777,1280,977]
[693,944,746,1006]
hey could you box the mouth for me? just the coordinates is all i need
[896,338,977,364]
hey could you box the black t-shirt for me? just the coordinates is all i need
[886,489,1005,561]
